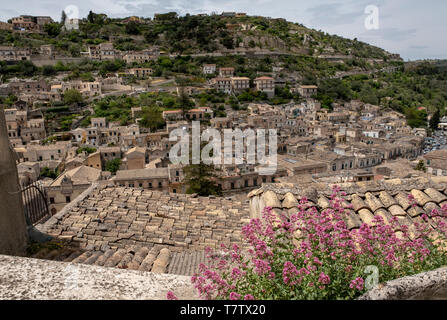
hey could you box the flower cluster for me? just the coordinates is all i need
[182,187,447,300]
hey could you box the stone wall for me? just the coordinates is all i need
[359,267,447,300]
[0,111,27,255]
[0,254,198,299]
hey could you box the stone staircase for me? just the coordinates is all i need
[30,245,206,276]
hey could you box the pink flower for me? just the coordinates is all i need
[253,259,271,276]
[318,272,330,285]
[229,292,241,300]
[166,291,178,300]
[349,277,364,291]
[231,267,242,279]
[244,294,255,300]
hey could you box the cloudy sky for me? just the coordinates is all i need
[0,0,445,60]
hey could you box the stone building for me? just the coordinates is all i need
[5,107,46,144]
[113,167,172,191]
[87,43,117,60]
[17,141,71,162]
[128,68,153,78]
[122,147,147,170]
[231,77,250,93]
[46,165,102,214]
[202,64,216,74]
[0,46,30,61]
[423,150,447,176]
[123,50,157,64]
[211,77,232,94]
[218,67,234,77]
[298,85,318,98]
[254,76,275,97]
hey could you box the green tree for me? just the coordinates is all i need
[87,11,95,23]
[105,158,121,174]
[40,167,59,179]
[140,106,165,131]
[61,10,67,25]
[42,65,56,76]
[76,146,97,154]
[176,78,193,119]
[125,21,140,35]
[63,89,83,106]
[429,109,441,131]
[183,142,222,196]
[415,160,427,172]
[183,162,222,196]
[44,23,62,36]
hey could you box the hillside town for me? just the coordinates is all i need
[3,54,446,215]
[1,8,447,302]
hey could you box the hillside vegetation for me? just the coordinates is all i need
[1,11,446,127]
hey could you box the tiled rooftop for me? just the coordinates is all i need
[33,176,447,277]
[248,176,447,240]
[35,184,250,275]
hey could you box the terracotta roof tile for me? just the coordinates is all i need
[407,206,425,217]
[378,191,397,208]
[411,189,432,206]
[388,204,407,216]
[395,192,411,211]
[358,208,375,224]
[364,192,385,212]
[351,194,368,212]
[424,188,447,203]
[423,202,442,217]
[375,208,393,225]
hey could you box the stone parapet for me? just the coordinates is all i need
[0,254,198,300]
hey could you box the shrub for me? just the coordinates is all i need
[76,146,97,155]
[105,158,121,174]
[40,167,59,179]
[181,186,447,300]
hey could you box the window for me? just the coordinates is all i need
[158,182,162,188]
[50,197,55,204]
[65,196,71,203]
[139,183,143,187]
[149,183,152,188]
[245,180,249,187]
[332,164,337,171]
